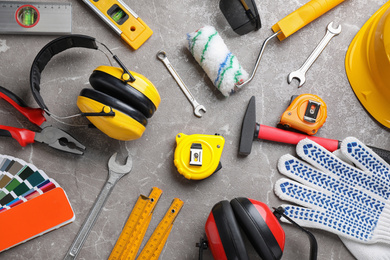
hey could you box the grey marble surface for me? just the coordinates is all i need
[0,0,389,259]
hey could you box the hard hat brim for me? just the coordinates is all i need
[345,2,390,128]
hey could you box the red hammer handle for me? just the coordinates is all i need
[257,124,339,151]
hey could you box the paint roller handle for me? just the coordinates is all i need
[272,0,345,41]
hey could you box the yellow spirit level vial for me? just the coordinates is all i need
[82,0,153,50]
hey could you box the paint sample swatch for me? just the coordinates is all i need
[0,155,74,252]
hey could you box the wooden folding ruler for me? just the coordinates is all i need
[109,187,184,260]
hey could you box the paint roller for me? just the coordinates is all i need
[238,96,390,165]
[187,0,346,96]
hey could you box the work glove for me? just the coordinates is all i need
[274,137,390,260]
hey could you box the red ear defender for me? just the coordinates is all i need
[205,198,285,260]
[203,198,318,260]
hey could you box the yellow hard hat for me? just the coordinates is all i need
[345,1,390,128]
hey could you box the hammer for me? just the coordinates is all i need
[238,96,390,165]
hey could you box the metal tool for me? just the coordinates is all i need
[288,22,341,87]
[0,86,85,155]
[157,51,206,118]
[0,1,71,35]
[63,153,132,260]
[236,0,345,88]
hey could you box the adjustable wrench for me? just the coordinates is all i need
[288,22,341,87]
[64,153,132,260]
[157,51,206,118]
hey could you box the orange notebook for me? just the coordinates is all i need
[0,187,75,252]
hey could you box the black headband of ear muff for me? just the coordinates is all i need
[30,34,99,113]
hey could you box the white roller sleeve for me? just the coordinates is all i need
[187,25,249,97]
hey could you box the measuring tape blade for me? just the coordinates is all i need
[108,187,163,260]
[0,1,71,34]
[81,0,152,50]
[136,198,184,260]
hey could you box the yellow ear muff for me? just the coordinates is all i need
[92,66,161,117]
[77,89,147,141]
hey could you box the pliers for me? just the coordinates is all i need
[0,86,85,155]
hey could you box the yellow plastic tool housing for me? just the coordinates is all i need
[174,133,225,180]
[345,2,390,128]
[279,94,327,135]
[83,0,153,49]
[272,0,345,41]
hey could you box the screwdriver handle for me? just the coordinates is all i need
[272,0,345,41]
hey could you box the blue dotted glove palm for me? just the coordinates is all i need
[274,137,390,260]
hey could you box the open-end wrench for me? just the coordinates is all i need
[288,22,341,88]
[157,51,206,118]
[64,153,132,260]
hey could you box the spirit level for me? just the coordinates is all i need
[0,1,71,35]
[81,0,153,50]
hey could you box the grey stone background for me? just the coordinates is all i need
[0,0,389,259]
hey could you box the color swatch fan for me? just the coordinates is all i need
[0,154,74,252]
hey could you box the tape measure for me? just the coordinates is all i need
[174,133,225,180]
[109,188,184,260]
[279,94,327,135]
[81,0,152,50]
[0,1,71,34]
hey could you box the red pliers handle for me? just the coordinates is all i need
[0,126,35,147]
[0,86,46,126]
[0,86,85,155]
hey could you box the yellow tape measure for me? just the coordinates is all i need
[137,198,184,260]
[109,187,163,260]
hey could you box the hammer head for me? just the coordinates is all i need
[238,96,257,156]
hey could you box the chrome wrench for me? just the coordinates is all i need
[288,22,341,88]
[64,153,132,260]
[157,51,206,118]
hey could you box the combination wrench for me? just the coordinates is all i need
[157,51,206,118]
[288,22,341,88]
[64,153,132,260]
